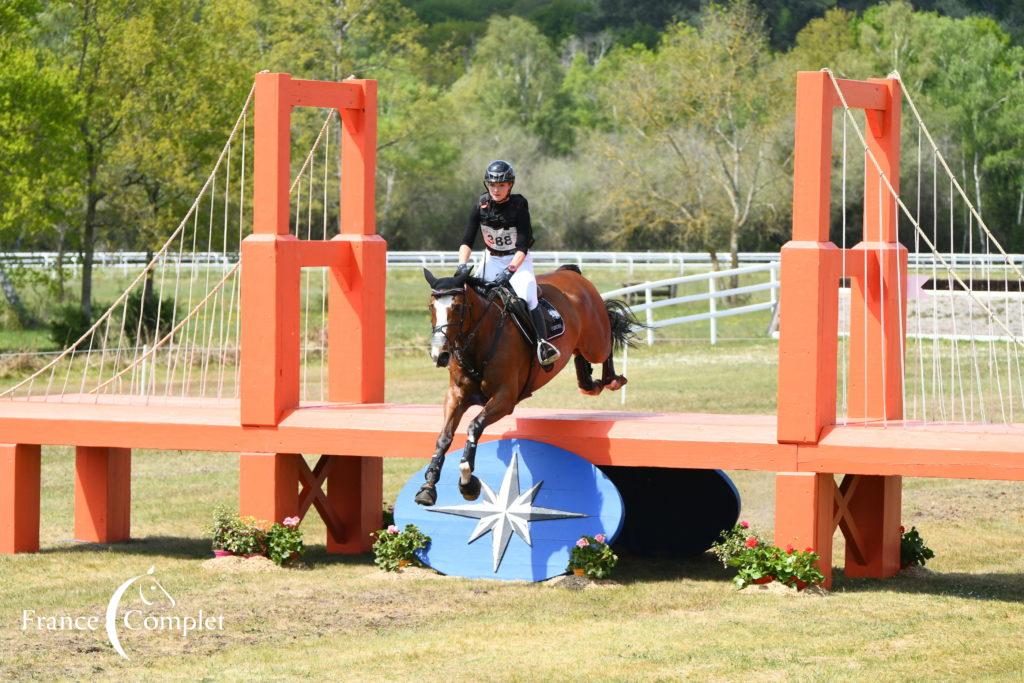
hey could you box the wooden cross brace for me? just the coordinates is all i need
[297,455,346,542]
[832,474,866,565]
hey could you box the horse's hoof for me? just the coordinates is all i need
[414,485,437,507]
[459,475,481,501]
[579,386,602,396]
[608,376,627,391]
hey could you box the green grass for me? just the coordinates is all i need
[1,264,1022,679]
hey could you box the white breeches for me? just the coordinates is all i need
[479,252,538,309]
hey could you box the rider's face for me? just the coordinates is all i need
[486,181,512,202]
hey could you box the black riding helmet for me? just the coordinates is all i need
[483,160,515,185]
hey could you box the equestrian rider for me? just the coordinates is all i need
[454,160,561,366]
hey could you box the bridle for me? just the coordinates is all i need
[431,284,509,384]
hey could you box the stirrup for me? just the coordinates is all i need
[537,340,560,366]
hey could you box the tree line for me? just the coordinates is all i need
[1,0,1023,322]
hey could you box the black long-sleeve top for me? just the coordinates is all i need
[461,193,533,255]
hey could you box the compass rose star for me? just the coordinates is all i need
[428,449,588,572]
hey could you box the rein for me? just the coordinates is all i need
[439,285,510,385]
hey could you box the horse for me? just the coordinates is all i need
[415,264,639,506]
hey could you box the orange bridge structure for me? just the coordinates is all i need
[2,71,1023,587]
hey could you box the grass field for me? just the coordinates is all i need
[1,265,1023,680]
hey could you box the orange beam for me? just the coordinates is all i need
[830,78,888,111]
[286,78,363,111]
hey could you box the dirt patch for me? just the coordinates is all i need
[543,574,620,590]
[200,556,281,573]
[898,565,934,579]
[365,565,450,580]
[740,582,828,597]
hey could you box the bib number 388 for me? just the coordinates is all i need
[481,225,517,250]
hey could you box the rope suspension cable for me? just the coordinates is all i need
[0,83,257,400]
[823,69,1024,348]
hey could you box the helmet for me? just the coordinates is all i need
[483,160,515,184]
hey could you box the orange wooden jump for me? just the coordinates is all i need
[2,71,1021,590]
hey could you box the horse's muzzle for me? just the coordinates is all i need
[435,351,450,368]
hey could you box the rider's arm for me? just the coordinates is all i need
[459,202,481,260]
[509,251,526,271]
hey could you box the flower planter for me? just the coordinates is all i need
[752,575,774,585]
[213,549,235,558]
[572,568,585,577]
[398,559,410,569]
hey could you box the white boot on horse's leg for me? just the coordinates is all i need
[530,306,560,366]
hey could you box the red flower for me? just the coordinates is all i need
[805,546,814,553]
[785,544,795,554]
[739,521,750,529]
[899,525,906,534]
[744,537,758,548]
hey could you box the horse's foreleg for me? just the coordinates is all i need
[458,389,516,501]
[415,386,468,507]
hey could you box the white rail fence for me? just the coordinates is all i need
[7,250,1024,273]
[601,263,780,345]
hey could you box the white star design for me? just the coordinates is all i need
[428,449,588,572]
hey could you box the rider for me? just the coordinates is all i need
[455,160,560,366]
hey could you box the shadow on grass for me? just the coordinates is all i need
[831,569,1024,603]
[37,537,377,567]
[612,551,734,586]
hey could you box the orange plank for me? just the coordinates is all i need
[0,443,40,553]
[74,446,131,544]
[286,78,363,111]
[831,78,888,111]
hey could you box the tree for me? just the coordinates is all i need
[587,1,791,270]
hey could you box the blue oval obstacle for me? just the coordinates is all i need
[395,439,624,581]
[598,466,740,557]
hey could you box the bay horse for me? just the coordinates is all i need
[415,265,639,506]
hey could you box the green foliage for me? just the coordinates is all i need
[567,534,618,579]
[49,303,96,349]
[900,525,935,568]
[209,505,304,565]
[711,522,826,589]
[371,523,431,571]
[267,520,305,567]
[123,287,178,346]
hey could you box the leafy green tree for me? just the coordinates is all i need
[587,1,790,269]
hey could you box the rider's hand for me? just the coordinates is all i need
[493,268,514,287]
[454,263,471,278]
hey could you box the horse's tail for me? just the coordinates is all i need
[604,299,643,351]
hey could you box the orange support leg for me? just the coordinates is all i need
[239,452,300,525]
[74,446,131,544]
[839,474,902,578]
[0,444,41,553]
[774,472,835,587]
[326,456,383,553]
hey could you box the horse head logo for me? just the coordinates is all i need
[105,566,175,660]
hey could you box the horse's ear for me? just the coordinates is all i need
[423,268,438,288]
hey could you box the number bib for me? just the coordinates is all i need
[481,224,517,252]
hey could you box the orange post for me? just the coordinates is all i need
[776,72,904,583]
[239,452,300,525]
[777,71,842,445]
[326,456,383,553]
[74,446,131,543]
[774,472,836,587]
[0,443,40,553]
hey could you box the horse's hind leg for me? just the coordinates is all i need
[459,388,516,500]
[599,356,627,391]
[575,354,602,396]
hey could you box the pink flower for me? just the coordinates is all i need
[387,524,399,535]
[739,521,750,529]
[283,516,301,528]
[594,534,606,544]
[744,537,758,549]
[576,538,590,548]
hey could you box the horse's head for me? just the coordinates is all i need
[424,267,470,368]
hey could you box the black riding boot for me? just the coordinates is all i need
[530,306,560,366]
